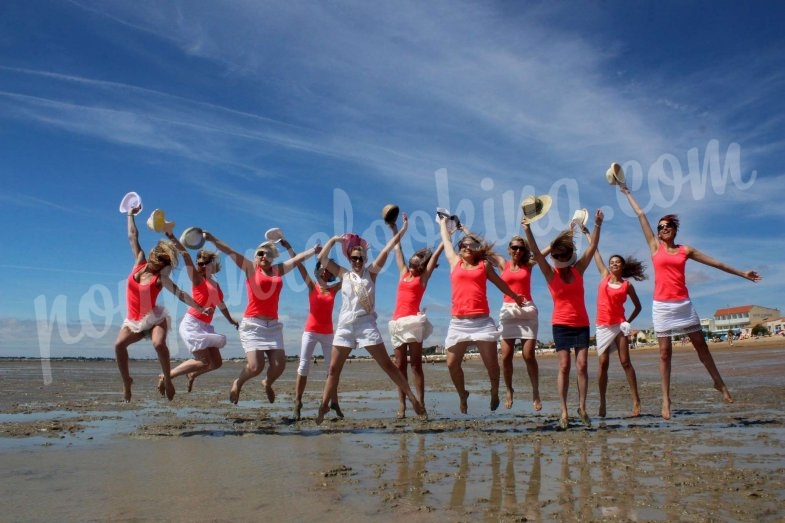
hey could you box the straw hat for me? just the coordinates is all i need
[146,209,175,234]
[119,192,142,215]
[381,204,399,224]
[606,162,625,185]
[571,208,589,229]
[179,227,205,249]
[520,195,553,223]
[265,227,284,243]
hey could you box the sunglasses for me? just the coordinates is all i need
[551,252,570,261]
[657,223,673,231]
[157,257,171,266]
[509,245,525,251]
[350,256,364,262]
[197,260,211,267]
[256,251,270,258]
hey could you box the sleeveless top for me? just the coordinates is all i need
[337,268,375,325]
[126,263,161,321]
[244,267,282,319]
[187,278,223,323]
[305,286,337,334]
[596,274,629,326]
[547,266,589,327]
[501,261,532,303]
[393,272,425,320]
[652,243,689,301]
[451,261,489,316]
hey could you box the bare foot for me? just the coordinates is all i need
[505,388,513,409]
[122,377,133,402]
[578,408,591,427]
[229,379,240,405]
[186,373,196,393]
[396,405,405,419]
[293,400,303,421]
[631,401,641,417]
[459,391,470,414]
[717,384,734,404]
[412,400,427,419]
[559,416,569,430]
[661,400,671,420]
[164,377,175,401]
[598,402,607,418]
[330,402,345,419]
[262,380,275,404]
[315,403,329,425]
[533,397,542,411]
[157,375,166,396]
[490,391,500,411]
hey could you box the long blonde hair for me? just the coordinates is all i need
[149,240,179,268]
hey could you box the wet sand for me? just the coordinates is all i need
[1,338,784,521]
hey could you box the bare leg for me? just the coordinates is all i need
[500,338,515,409]
[230,350,265,404]
[658,336,673,420]
[150,323,175,401]
[521,339,541,411]
[576,347,590,426]
[261,349,287,403]
[477,340,501,411]
[394,344,408,418]
[366,344,426,417]
[114,327,144,402]
[184,349,222,392]
[557,349,571,425]
[409,342,425,409]
[294,373,306,420]
[447,343,470,414]
[598,350,610,418]
[316,346,351,425]
[616,333,641,417]
[688,330,733,403]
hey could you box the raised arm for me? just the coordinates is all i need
[438,215,460,268]
[575,209,603,275]
[580,225,608,278]
[686,246,763,282]
[277,238,320,277]
[521,218,554,283]
[420,242,445,287]
[369,213,409,274]
[164,230,201,285]
[388,221,407,275]
[318,235,346,278]
[126,208,145,265]
[203,231,253,278]
[619,183,658,255]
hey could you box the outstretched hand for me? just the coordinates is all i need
[744,270,763,282]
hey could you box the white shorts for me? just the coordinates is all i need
[298,331,334,376]
[499,302,538,340]
[179,314,227,353]
[122,306,171,337]
[652,299,702,337]
[333,314,384,350]
[388,313,433,347]
[445,316,501,349]
[239,317,284,353]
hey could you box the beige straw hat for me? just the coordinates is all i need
[606,162,625,185]
[520,195,553,223]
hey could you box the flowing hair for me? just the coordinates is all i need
[609,254,648,281]
[149,240,179,269]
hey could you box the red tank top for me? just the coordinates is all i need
[393,273,425,320]
[547,267,589,327]
[652,243,689,301]
[244,267,282,319]
[501,261,532,303]
[596,275,629,326]
[187,278,223,323]
[126,263,161,321]
[305,286,337,334]
[451,261,490,316]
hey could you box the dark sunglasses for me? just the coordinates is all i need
[350,256,364,262]
[509,245,525,251]
[256,251,269,258]
[551,252,570,261]
[157,257,171,266]
[197,260,211,267]
[657,223,673,231]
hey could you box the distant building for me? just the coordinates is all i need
[713,305,781,331]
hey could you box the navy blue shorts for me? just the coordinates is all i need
[552,325,590,351]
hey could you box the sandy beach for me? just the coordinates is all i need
[1,337,784,521]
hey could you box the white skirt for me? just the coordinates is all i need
[388,313,433,347]
[652,299,702,337]
[239,317,284,352]
[498,302,538,340]
[122,306,170,337]
[595,324,621,356]
[445,316,501,349]
[179,314,227,353]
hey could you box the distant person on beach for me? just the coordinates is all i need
[522,210,603,429]
[204,231,319,405]
[727,330,734,346]
[387,217,444,419]
[291,259,343,421]
[493,235,548,412]
[114,207,209,402]
[158,243,239,395]
[618,182,762,419]
[437,215,526,415]
[315,214,426,424]
[580,226,645,418]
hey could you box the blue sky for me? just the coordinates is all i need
[1,1,783,359]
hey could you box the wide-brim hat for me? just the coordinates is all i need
[571,208,589,228]
[342,233,369,260]
[606,162,625,185]
[434,207,460,233]
[119,192,142,215]
[265,227,284,243]
[146,209,175,234]
[382,204,399,224]
[179,227,205,249]
[520,195,552,223]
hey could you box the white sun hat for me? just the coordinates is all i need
[606,162,625,185]
[119,192,142,215]
[179,227,205,249]
[520,195,553,223]
[571,208,589,228]
[265,227,284,243]
[435,207,460,233]
[146,209,176,234]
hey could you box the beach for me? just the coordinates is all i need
[1,338,784,522]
